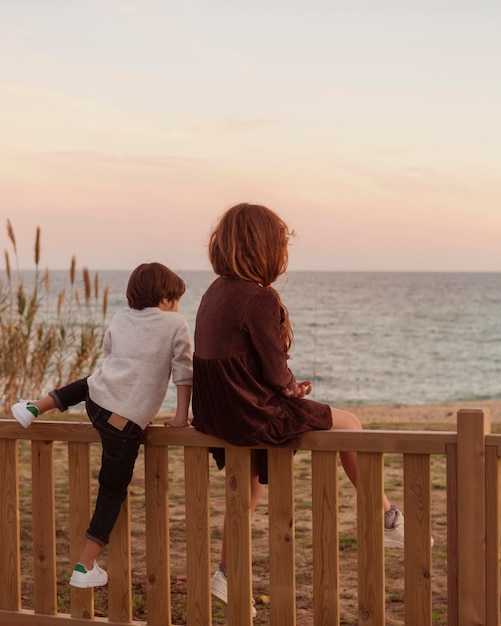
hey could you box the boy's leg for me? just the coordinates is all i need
[49,377,89,412]
[11,375,89,427]
[83,402,142,548]
[12,377,90,427]
[76,538,103,570]
[70,402,142,587]
[69,538,108,588]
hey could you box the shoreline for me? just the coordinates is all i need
[156,399,501,428]
[342,399,501,426]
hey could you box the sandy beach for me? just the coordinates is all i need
[345,399,501,427]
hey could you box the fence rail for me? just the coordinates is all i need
[0,408,499,625]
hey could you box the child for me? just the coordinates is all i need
[191,203,405,614]
[12,262,193,588]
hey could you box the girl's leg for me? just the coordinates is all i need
[330,407,392,512]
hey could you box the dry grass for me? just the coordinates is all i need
[0,220,108,408]
[12,410,459,626]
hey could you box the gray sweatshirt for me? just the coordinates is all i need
[88,307,193,428]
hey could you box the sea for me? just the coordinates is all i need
[5,270,501,411]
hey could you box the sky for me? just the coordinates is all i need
[0,0,500,272]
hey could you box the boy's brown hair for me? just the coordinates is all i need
[126,262,186,310]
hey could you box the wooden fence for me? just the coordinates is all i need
[0,408,499,625]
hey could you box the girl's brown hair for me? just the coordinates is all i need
[126,262,186,310]
[209,203,294,351]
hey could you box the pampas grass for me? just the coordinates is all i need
[0,220,108,408]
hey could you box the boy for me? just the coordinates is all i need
[12,262,193,587]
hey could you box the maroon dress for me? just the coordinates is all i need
[192,277,331,482]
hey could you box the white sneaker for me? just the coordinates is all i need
[383,509,434,548]
[69,561,108,588]
[384,509,405,549]
[211,569,257,618]
[211,569,228,603]
[11,400,39,428]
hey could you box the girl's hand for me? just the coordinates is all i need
[282,380,313,398]
[164,416,189,427]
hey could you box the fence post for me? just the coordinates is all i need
[225,447,253,626]
[68,441,93,619]
[403,453,432,626]
[145,445,172,626]
[0,439,20,611]
[32,440,57,615]
[268,448,296,625]
[446,439,458,624]
[485,436,500,626]
[311,450,339,625]
[357,451,385,625]
[456,408,489,625]
[108,492,133,622]
[184,446,212,625]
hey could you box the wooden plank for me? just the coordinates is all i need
[142,424,456,455]
[31,440,57,615]
[108,491,132,622]
[311,450,339,626]
[0,439,21,610]
[457,408,489,625]
[403,453,432,626]
[68,441,94,618]
[0,420,458,455]
[0,421,101,442]
[357,451,385,626]
[268,448,296,625]
[446,442,458,626]
[184,447,211,626]
[485,433,501,455]
[225,447,253,626]
[302,430,455,455]
[143,425,230,449]
[485,444,500,626]
[145,445,171,626]
[0,608,146,625]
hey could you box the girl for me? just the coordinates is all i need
[191,203,404,613]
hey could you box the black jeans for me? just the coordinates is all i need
[50,377,143,547]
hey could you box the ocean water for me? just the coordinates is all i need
[5,270,501,410]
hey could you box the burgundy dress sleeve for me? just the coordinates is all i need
[242,288,295,391]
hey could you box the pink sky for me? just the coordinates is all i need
[1,2,500,272]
